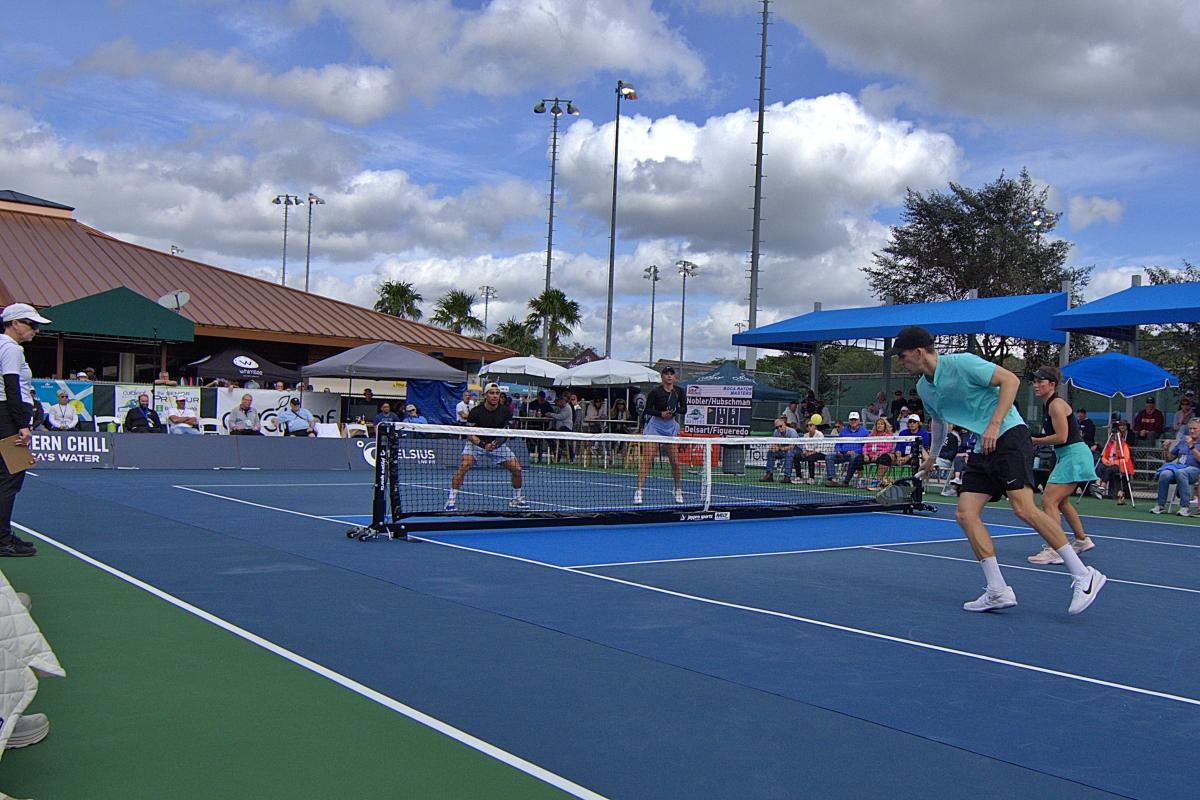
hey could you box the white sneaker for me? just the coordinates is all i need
[1150,505,1164,514]
[1068,567,1107,615]
[1027,546,1064,565]
[633,490,643,505]
[444,498,457,511]
[1072,537,1095,553]
[510,496,528,509]
[674,490,685,504]
[790,477,804,484]
[963,586,1017,612]
[1179,507,1192,517]
[940,484,956,496]
[15,592,30,611]
[806,478,816,485]
[5,713,48,749]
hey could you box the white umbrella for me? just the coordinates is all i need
[554,358,661,387]
[480,356,566,387]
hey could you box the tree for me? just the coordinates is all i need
[430,289,485,335]
[525,289,582,353]
[864,168,1091,364]
[374,281,423,320]
[487,318,539,356]
[1135,261,1200,391]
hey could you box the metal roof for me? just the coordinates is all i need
[0,204,511,361]
[0,190,74,211]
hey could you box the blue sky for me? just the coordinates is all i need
[3,0,1198,362]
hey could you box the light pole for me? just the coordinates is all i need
[643,264,660,365]
[272,194,300,286]
[478,285,497,334]
[734,321,749,363]
[533,97,579,358]
[676,259,698,365]
[604,79,637,358]
[304,193,325,292]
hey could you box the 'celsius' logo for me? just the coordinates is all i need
[356,440,437,467]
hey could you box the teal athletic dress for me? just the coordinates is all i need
[1043,396,1098,485]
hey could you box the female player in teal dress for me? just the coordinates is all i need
[1027,366,1099,565]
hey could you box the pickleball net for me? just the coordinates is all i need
[363,422,927,536]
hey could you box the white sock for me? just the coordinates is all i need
[448,489,458,501]
[1056,545,1089,579]
[513,488,522,498]
[980,557,1006,591]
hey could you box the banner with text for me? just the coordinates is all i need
[115,384,202,422]
[33,380,94,422]
[214,389,340,435]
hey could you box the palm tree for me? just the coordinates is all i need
[526,289,582,353]
[487,318,539,356]
[431,289,485,335]
[374,280,423,320]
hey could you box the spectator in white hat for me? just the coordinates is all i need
[46,389,79,431]
[0,303,50,558]
[825,410,868,485]
[167,395,200,435]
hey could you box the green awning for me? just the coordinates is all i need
[40,287,194,341]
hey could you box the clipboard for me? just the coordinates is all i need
[0,434,36,474]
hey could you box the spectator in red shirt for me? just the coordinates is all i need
[1133,397,1165,446]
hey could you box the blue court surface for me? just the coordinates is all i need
[16,468,1200,799]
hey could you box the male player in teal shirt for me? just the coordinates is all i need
[889,326,1106,615]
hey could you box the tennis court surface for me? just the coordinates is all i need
[4,467,1197,798]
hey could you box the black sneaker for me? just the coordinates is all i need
[0,540,36,557]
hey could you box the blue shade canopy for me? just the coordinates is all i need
[733,293,1067,352]
[1051,282,1200,341]
[1060,352,1179,398]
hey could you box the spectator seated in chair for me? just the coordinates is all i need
[123,393,163,433]
[795,416,825,483]
[862,417,896,488]
[761,416,800,482]
[1150,418,1200,516]
[166,395,201,435]
[228,393,263,435]
[373,402,400,426]
[825,411,868,486]
[45,390,79,431]
[278,397,316,437]
[1133,396,1165,446]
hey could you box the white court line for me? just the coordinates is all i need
[568,532,1030,569]
[409,534,1200,709]
[914,512,1200,545]
[867,546,1200,595]
[173,485,349,524]
[177,482,373,488]
[12,521,607,800]
[1088,534,1200,549]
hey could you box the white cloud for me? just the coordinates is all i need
[1067,194,1124,230]
[558,94,960,254]
[774,0,1200,137]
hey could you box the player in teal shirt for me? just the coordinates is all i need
[889,326,1106,615]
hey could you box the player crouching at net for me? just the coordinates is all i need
[891,326,1106,615]
[635,365,686,505]
[1027,366,1097,565]
[446,382,526,511]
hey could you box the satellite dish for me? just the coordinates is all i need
[157,290,191,312]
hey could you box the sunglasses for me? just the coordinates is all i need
[774,424,786,430]
[18,319,39,330]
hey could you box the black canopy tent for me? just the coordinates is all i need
[189,347,300,385]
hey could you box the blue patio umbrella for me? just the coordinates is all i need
[1060,352,1178,398]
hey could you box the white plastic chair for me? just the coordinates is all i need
[345,423,368,438]
[314,423,343,438]
[198,417,221,434]
[94,415,122,432]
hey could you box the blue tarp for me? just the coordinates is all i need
[733,293,1067,351]
[1060,353,1179,399]
[405,380,465,424]
[1051,282,1200,341]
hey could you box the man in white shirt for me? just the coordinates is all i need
[455,391,473,424]
[167,395,201,435]
[46,390,79,431]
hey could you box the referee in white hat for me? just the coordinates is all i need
[0,303,50,557]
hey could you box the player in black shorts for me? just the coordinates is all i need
[446,383,525,511]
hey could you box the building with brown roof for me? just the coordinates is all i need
[0,191,511,380]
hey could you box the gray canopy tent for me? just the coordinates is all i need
[301,342,467,423]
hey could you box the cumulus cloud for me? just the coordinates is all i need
[773,0,1200,137]
[80,1,708,123]
[557,94,960,254]
[1067,194,1124,230]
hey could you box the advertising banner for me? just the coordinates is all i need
[214,389,340,435]
[348,436,530,471]
[32,379,94,423]
[28,431,114,468]
[683,384,753,436]
[115,384,202,422]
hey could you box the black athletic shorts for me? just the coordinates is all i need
[960,424,1037,502]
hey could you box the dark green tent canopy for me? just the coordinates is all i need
[40,287,194,342]
[687,361,795,402]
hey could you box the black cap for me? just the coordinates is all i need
[660,366,676,375]
[290,397,301,404]
[1032,368,1057,383]
[886,326,934,357]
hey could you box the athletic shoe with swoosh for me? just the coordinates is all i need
[1068,567,1107,615]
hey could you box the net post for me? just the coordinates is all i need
[370,423,390,529]
[703,439,714,510]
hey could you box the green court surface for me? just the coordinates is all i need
[0,542,570,800]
